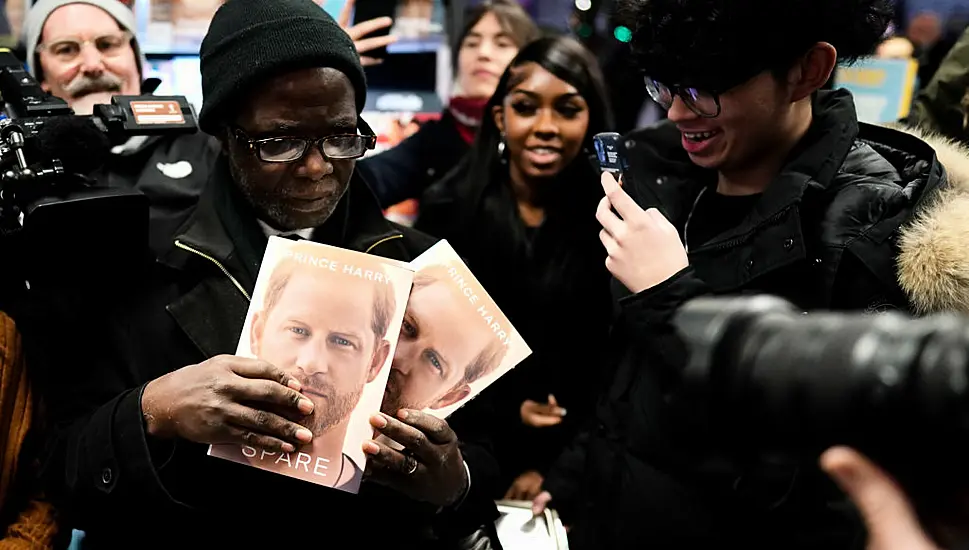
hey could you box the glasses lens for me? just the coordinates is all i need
[644,77,673,109]
[681,88,719,117]
[322,135,368,159]
[47,39,82,61]
[258,139,307,163]
[95,32,130,57]
[43,32,130,61]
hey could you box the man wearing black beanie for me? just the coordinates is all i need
[27,0,502,547]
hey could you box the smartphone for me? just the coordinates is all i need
[593,132,626,179]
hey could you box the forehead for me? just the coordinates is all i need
[236,67,357,131]
[469,12,503,36]
[43,4,121,39]
[509,63,579,97]
[270,269,375,326]
[411,281,493,342]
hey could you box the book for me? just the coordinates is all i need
[208,236,415,494]
[383,240,532,419]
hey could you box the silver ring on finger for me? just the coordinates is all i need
[405,455,419,476]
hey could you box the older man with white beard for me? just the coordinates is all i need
[23,0,220,254]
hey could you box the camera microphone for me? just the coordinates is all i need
[33,117,111,176]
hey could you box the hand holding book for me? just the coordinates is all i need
[207,238,530,494]
[142,355,314,453]
[363,409,469,507]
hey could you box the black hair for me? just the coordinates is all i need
[618,0,894,91]
[473,35,613,190]
[448,35,613,296]
[453,0,541,72]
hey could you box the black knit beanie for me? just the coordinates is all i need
[198,0,367,136]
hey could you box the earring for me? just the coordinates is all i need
[497,136,507,164]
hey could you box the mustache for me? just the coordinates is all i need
[294,372,335,398]
[63,73,124,98]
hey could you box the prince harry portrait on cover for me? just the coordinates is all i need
[218,248,399,492]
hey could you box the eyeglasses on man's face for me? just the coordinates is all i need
[37,31,133,63]
[232,127,377,164]
[644,76,722,118]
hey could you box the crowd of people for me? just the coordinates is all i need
[0,0,965,548]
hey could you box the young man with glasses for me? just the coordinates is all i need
[536,0,969,548]
[23,0,501,547]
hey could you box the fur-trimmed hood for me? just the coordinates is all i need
[895,125,969,314]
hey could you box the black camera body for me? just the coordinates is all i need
[672,295,969,531]
[0,48,198,303]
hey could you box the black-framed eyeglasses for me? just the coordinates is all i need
[644,76,722,118]
[232,127,377,163]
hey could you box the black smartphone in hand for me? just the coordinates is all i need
[593,132,626,179]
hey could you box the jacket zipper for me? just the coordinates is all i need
[173,233,403,303]
[695,209,791,253]
[174,240,251,302]
[365,234,404,254]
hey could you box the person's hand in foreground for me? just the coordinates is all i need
[821,446,941,550]
[335,0,398,66]
[364,409,469,507]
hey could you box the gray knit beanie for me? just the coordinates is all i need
[23,0,145,82]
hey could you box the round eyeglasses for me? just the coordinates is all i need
[232,127,377,163]
[37,31,134,63]
[644,77,722,118]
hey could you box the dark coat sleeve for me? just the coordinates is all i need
[357,113,470,209]
[21,281,188,533]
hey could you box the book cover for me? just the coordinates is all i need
[382,240,532,419]
[209,236,414,493]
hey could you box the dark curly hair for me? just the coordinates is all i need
[617,0,894,91]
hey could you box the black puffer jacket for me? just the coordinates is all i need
[544,90,951,549]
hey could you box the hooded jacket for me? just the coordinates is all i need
[544,89,969,550]
[896,125,969,312]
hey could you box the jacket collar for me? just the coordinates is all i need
[161,155,405,291]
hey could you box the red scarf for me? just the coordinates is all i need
[448,96,489,145]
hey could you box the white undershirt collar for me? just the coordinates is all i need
[257,219,313,241]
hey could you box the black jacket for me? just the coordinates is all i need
[98,133,221,254]
[545,90,949,549]
[356,111,470,209]
[23,160,499,549]
[415,156,614,492]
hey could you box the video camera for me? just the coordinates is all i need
[673,295,969,539]
[0,49,198,300]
